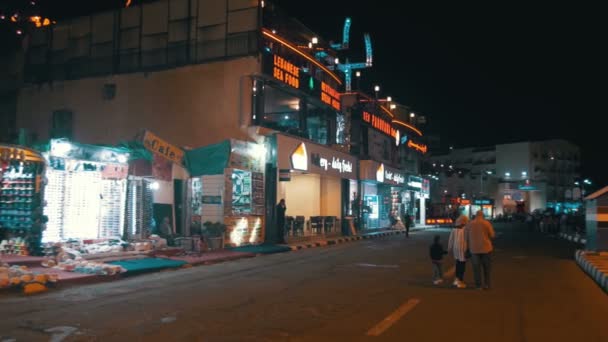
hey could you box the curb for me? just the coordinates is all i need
[557,232,586,245]
[574,249,608,293]
[289,230,408,251]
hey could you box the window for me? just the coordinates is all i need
[261,85,302,136]
[51,110,73,139]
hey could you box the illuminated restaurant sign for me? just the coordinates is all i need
[273,55,300,89]
[407,140,428,154]
[311,153,353,174]
[362,111,397,138]
[280,135,357,179]
[321,82,341,111]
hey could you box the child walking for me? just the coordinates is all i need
[430,235,448,285]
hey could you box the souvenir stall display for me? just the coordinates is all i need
[0,262,59,292]
[185,139,266,248]
[41,139,129,243]
[0,145,46,256]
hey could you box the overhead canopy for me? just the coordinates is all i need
[185,140,231,177]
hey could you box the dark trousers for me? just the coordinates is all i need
[455,260,466,281]
[471,253,492,288]
[277,221,285,243]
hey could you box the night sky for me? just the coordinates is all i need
[273,1,605,186]
[2,1,605,186]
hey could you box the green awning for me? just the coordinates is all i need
[185,140,231,176]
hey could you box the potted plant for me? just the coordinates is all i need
[202,221,227,250]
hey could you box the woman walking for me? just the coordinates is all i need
[448,214,469,288]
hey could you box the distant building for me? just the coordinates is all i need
[425,139,581,216]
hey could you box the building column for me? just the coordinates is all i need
[419,196,426,226]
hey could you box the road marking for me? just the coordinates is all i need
[366,298,421,336]
[45,326,78,342]
[355,263,399,269]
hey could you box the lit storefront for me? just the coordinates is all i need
[0,145,46,256]
[185,139,266,247]
[273,133,357,240]
[359,160,406,229]
[406,176,429,225]
[42,139,130,242]
[253,29,347,148]
[472,198,494,218]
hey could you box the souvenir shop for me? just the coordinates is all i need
[273,133,358,239]
[0,145,46,256]
[185,139,266,247]
[358,160,407,229]
[41,139,130,243]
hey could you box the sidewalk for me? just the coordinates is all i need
[288,226,433,251]
[575,250,608,293]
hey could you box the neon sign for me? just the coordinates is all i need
[407,140,428,154]
[362,111,397,138]
[273,55,300,89]
[321,82,341,111]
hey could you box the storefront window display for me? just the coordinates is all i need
[0,145,46,256]
[359,161,407,229]
[276,133,357,239]
[42,139,129,242]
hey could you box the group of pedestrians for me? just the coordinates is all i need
[430,210,496,290]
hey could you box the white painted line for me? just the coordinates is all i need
[356,263,399,269]
[366,298,421,336]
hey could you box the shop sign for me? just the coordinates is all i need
[421,178,430,195]
[202,195,222,204]
[273,54,300,89]
[280,135,357,179]
[376,164,385,182]
[141,130,184,165]
[474,199,493,205]
[407,139,428,154]
[321,82,341,111]
[311,153,353,174]
[407,176,422,189]
[362,111,397,138]
[290,143,308,171]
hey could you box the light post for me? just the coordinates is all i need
[356,71,361,90]
[374,85,380,100]
[410,112,415,125]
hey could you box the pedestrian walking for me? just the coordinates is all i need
[465,210,495,290]
[275,199,287,244]
[403,212,411,237]
[448,214,469,288]
[430,235,448,285]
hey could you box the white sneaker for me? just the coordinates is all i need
[452,279,460,286]
[433,279,443,285]
[456,281,467,289]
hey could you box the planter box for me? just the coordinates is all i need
[206,237,224,250]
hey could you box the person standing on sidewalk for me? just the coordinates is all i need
[403,212,411,237]
[448,214,469,288]
[430,235,448,285]
[275,199,287,244]
[465,210,495,290]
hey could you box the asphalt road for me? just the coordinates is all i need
[1,223,607,342]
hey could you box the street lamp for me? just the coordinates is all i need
[410,112,415,124]
[374,85,380,100]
